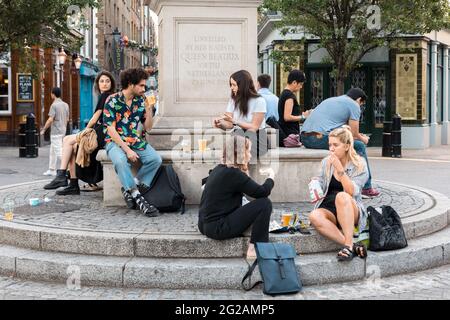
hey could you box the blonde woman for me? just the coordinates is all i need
[198,135,274,259]
[309,126,369,261]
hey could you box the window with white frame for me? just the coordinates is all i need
[0,65,11,114]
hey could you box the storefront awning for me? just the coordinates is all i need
[80,62,99,77]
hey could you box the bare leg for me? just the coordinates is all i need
[60,135,77,171]
[309,208,345,245]
[246,242,256,259]
[68,144,77,179]
[335,192,359,248]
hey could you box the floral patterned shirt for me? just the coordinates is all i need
[103,92,147,150]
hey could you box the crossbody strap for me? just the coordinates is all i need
[241,260,262,291]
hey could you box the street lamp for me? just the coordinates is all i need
[55,48,67,87]
[74,54,82,70]
[58,48,67,66]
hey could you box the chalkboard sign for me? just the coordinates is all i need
[17,74,34,102]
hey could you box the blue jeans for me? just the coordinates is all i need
[301,134,372,189]
[106,142,162,191]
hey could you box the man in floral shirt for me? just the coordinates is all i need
[103,68,161,216]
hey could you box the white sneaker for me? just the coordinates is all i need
[43,170,56,176]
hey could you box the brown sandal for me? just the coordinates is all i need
[80,184,102,192]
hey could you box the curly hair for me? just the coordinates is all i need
[120,68,149,89]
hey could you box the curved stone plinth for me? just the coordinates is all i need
[0,180,448,258]
[0,179,449,289]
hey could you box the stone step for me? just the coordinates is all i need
[1,225,450,289]
[0,191,447,258]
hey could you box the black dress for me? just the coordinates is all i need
[318,174,344,217]
[75,92,111,185]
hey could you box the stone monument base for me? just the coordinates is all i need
[97,148,328,206]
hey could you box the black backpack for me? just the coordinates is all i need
[141,165,186,214]
[367,205,408,251]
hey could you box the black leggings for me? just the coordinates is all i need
[200,198,272,244]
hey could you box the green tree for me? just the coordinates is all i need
[0,0,99,75]
[262,0,450,95]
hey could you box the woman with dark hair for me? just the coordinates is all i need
[43,71,117,195]
[198,135,274,259]
[213,70,267,157]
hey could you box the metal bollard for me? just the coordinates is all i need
[18,123,27,158]
[25,113,38,158]
[391,114,402,158]
[382,121,392,157]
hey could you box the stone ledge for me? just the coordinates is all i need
[97,148,328,205]
[1,225,450,289]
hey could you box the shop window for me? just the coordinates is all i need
[373,68,387,128]
[311,70,324,108]
[0,66,10,113]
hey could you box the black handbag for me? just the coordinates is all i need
[367,205,408,251]
[141,165,186,214]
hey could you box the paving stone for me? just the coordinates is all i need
[134,234,246,258]
[0,224,41,250]
[298,253,365,286]
[0,181,434,234]
[123,257,251,289]
[40,230,135,257]
[15,251,129,287]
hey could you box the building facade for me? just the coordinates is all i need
[258,13,450,148]
[97,0,146,82]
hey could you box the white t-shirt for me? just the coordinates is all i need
[226,96,267,129]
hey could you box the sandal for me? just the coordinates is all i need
[80,183,102,192]
[353,243,368,259]
[336,246,355,262]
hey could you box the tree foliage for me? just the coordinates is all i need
[262,0,450,94]
[0,0,99,74]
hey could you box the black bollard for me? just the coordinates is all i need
[18,123,27,158]
[391,114,402,158]
[382,121,392,157]
[25,113,39,158]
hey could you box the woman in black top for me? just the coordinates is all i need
[278,70,309,139]
[198,135,275,259]
[43,71,116,195]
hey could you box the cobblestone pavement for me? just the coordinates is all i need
[0,263,449,300]
[0,180,432,233]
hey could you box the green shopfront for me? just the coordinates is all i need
[258,26,450,148]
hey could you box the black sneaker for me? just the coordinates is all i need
[121,187,136,209]
[135,194,159,217]
[44,171,68,190]
[137,183,151,194]
[56,184,80,196]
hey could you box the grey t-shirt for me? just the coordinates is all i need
[49,98,69,135]
[301,95,361,134]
